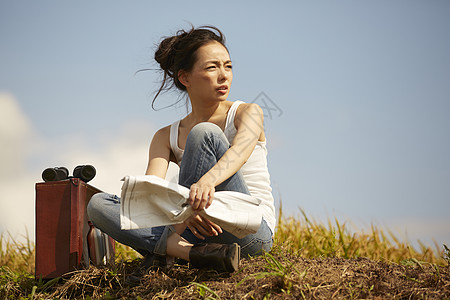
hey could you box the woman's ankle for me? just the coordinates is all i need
[173,223,187,235]
[166,233,193,261]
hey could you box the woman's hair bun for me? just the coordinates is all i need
[154,31,188,78]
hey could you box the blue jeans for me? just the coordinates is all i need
[87,122,273,259]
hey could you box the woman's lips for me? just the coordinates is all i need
[217,85,228,94]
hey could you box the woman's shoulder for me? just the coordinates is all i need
[156,124,171,134]
[152,124,171,143]
[235,101,264,120]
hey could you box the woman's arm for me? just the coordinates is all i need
[145,126,171,178]
[189,103,264,210]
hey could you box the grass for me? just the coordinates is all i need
[275,208,446,265]
[0,230,34,275]
[1,208,449,299]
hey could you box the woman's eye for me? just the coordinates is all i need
[206,66,216,70]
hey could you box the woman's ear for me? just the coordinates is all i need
[178,70,190,88]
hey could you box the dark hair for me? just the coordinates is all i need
[152,25,227,109]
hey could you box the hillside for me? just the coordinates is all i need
[1,213,449,299]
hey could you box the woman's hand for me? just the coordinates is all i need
[183,213,222,240]
[189,178,215,210]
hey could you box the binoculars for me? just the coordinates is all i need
[42,165,96,183]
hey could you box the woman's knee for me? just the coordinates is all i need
[186,122,227,146]
[87,192,119,223]
[87,193,104,213]
[239,220,273,257]
[192,122,222,135]
[241,238,273,258]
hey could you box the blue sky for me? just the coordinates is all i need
[1,0,449,250]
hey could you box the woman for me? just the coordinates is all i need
[87,25,276,275]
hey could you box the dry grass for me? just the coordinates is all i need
[1,209,449,299]
[275,209,445,265]
[0,231,35,275]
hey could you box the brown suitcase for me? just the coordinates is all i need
[35,178,114,279]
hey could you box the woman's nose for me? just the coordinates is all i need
[218,66,230,81]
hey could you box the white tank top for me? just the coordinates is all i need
[169,101,276,234]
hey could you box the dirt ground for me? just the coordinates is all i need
[31,249,449,299]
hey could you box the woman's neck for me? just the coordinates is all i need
[188,100,227,124]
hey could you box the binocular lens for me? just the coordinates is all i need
[42,167,69,182]
[73,165,96,183]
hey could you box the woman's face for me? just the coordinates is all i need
[182,41,233,103]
